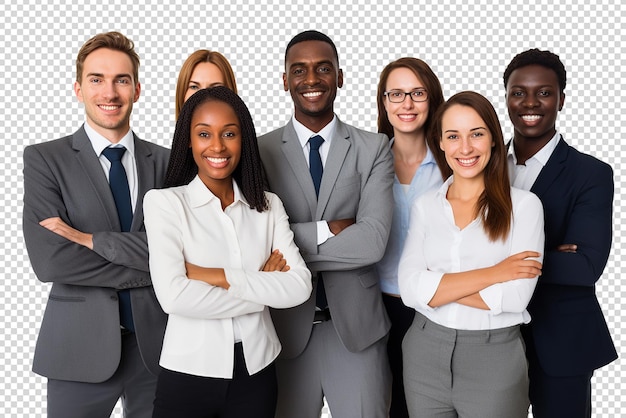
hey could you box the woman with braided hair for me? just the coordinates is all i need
[144,86,312,417]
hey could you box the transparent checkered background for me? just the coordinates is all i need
[1,0,623,416]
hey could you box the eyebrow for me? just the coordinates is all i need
[189,80,224,86]
[443,126,487,133]
[193,122,239,128]
[85,72,132,79]
[288,60,335,68]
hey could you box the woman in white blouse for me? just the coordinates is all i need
[144,87,312,417]
[398,91,544,417]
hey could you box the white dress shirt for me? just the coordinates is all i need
[292,115,337,244]
[84,121,138,210]
[143,176,312,378]
[398,176,545,330]
[507,131,560,191]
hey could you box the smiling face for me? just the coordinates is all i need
[440,104,494,182]
[506,64,564,146]
[383,67,429,138]
[283,40,343,132]
[190,100,242,192]
[184,62,226,103]
[74,48,140,143]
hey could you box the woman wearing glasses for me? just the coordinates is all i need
[398,91,545,417]
[375,58,445,418]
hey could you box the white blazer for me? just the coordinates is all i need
[144,176,312,378]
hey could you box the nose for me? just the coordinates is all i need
[460,136,473,154]
[522,94,539,108]
[304,69,320,86]
[208,135,226,152]
[401,94,414,108]
[102,81,118,100]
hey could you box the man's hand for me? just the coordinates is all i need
[39,217,93,249]
[328,218,356,235]
[556,244,577,253]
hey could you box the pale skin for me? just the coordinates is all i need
[429,104,543,310]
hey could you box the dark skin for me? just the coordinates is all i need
[506,63,575,253]
[284,40,354,234]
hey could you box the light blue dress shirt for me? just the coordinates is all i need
[376,142,442,295]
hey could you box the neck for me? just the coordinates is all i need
[295,111,333,133]
[392,130,427,163]
[512,130,556,165]
[447,176,485,202]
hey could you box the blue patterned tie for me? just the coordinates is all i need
[309,135,327,308]
[309,135,324,197]
[102,146,134,332]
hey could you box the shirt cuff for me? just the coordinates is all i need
[316,221,334,245]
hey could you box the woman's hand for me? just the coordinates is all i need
[489,251,542,282]
[262,249,290,272]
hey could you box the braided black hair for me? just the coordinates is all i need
[163,86,268,212]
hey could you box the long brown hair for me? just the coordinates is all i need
[429,91,512,242]
[376,57,444,141]
[175,50,238,119]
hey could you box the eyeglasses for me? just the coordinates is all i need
[384,89,428,103]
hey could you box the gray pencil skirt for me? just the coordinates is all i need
[402,312,529,418]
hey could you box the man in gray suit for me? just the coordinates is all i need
[258,30,393,418]
[22,32,169,417]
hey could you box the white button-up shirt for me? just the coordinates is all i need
[144,176,312,378]
[398,177,545,330]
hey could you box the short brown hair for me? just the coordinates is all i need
[175,50,238,119]
[76,31,140,84]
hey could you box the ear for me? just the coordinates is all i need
[282,72,288,92]
[74,81,84,103]
[558,91,565,111]
[337,69,344,89]
[133,81,141,103]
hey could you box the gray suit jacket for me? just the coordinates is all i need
[258,117,393,358]
[22,126,170,383]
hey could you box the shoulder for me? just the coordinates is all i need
[258,126,286,143]
[145,185,187,207]
[561,140,612,176]
[340,121,388,144]
[511,187,543,213]
[135,138,170,159]
[24,134,73,155]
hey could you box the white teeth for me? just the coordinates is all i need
[397,114,416,121]
[457,157,478,165]
[303,92,322,98]
[521,115,541,121]
[100,105,119,111]
[206,157,227,163]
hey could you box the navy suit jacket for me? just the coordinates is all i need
[524,136,617,377]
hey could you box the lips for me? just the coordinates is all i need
[397,114,417,122]
[456,157,479,167]
[520,114,542,125]
[99,104,121,111]
[204,156,229,168]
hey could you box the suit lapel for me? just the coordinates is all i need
[132,135,155,231]
[531,136,568,198]
[71,126,121,230]
[316,120,350,219]
[280,122,318,218]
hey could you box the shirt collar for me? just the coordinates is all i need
[84,121,135,157]
[507,131,560,166]
[292,114,337,148]
[188,175,250,209]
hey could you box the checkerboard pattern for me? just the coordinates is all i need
[2,0,623,416]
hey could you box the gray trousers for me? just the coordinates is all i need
[402,312,530,418]
[47,333,157,418]
[275,319,391,418]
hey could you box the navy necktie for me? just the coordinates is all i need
[308,135,328,309]
[309,135,324,197]
[102,146,134,332]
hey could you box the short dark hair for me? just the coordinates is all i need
[503,48,567,92]
[285,30,339,65]
[163,86,268,212]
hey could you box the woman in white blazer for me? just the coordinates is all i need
[144,87,312,417]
